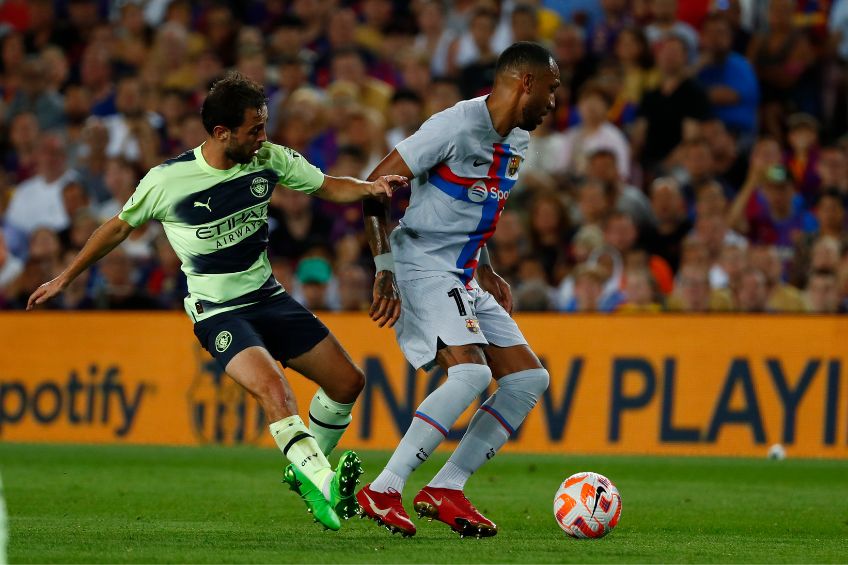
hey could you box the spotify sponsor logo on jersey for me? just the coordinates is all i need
[195,202,269,248]
[467,180,510,203]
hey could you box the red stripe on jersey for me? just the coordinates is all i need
[431,163,478,187]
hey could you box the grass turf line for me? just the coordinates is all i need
[1,442,846,563]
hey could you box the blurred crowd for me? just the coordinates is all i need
[2,0,848,314]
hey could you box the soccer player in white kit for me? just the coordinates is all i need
[356,43,561,537]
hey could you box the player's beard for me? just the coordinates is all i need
[519,104,543,132]
[224,141,256,165]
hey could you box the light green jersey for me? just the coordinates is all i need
[119,142,324,321]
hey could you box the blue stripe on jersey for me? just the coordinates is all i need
[453,143,515,284]
[174,170,279,226]
[428,170,474,203]
[191,223,269,274]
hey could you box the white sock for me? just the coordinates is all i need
[270,415,334,499]
[370,363,492,494]
[430,368,549,490]
[308,389,353,456]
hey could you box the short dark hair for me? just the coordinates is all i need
[818,188,847,207]
[391,88,422,105]
[495,41,553,76]
[201,71,267,134]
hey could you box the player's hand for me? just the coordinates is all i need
[370,270,401,328]
[368,175,408,199]
[477,265,513,314]
[26,276,67,310]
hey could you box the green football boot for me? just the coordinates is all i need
[330,450,364,519]
[282,465,341,531]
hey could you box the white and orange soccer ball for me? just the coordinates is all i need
[553,471,622,538]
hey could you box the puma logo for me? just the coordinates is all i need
[193,197,212,212]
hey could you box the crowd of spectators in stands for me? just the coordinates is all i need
[2,0,848,314]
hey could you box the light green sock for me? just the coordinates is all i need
[308,389,353,456]
[270,415,333,496]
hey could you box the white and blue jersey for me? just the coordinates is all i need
[393,96,529,286]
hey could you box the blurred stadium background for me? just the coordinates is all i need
[1,0,848,563]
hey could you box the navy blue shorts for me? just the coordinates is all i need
[193,292,330,369]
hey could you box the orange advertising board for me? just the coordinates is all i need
[0,313,846,458]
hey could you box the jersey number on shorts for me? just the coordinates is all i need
[447,288,467,316]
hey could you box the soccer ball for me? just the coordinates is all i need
[553,471,622,538]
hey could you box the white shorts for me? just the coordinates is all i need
[395,274,528,370]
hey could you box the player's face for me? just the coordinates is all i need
[520,61,560,131]
[225,105,268,164]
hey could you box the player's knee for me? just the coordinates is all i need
[330,364,366,403]
[250,376,288,411]
[447,363,493,395]
[499,367,549,405]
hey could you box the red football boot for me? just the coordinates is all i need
[356,484,416,537]
[412,486,497,538]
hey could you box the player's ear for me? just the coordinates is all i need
[212,125,230,142]
[522,72,534,94]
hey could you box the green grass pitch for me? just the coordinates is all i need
[1,443,846,563]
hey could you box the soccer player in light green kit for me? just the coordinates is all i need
[27,72,407,532]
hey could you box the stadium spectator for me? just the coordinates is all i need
[557,84,630,179]
[552,23,598,97]
[644,0,699,60]
[784,113,822,206]
[747,0,819,137]
[642,177,691,271]
[590,0,632,56]
[619,267,662,312]
[3,111,40,184]
[269,187,333,264]
[816,146,848,194]
[748,244,806,312]
[527,193,572,284]
[614,26,658,106]
[575,177,616,228]
[414,0,456,78]
[336,263,370,312]
[586,148,654,227]
[634,35,711,173]
[733,267,770,312]
[805,269,842,313]
[4,134,76,235]
[488,210,529,287]
[737,165,818,259]
[696,13,760,143]
[5,55,65,131]
[0,231,23,296]
[295,256,334,311]
[560,263,607,312]
[330,48,394,116]
[666,264,732,312]
[453,7,500,99]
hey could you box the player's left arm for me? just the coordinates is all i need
[476,246,513,314]
[315,174,408,203]
[265,142,407,203]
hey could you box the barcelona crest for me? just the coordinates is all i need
[507,155,522,177]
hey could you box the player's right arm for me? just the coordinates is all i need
[364,150,414,328]
[363,108,456,327]
[26,216,135,309]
